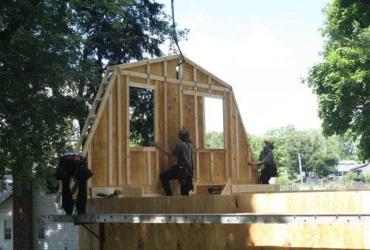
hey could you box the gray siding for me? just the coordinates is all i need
[0,198,13,250]
[32,190,79,250]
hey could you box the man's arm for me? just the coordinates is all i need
[154,142,173,157]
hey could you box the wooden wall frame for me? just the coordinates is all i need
[76,55,258,194]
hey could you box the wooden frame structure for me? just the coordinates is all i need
[72,55,370,250]
[77,55,258,194]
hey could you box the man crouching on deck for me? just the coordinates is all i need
[155,128,194,196]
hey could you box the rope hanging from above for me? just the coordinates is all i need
[171,0,185,65]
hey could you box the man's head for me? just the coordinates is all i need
[178,128,190,142]
[264,140,274,150]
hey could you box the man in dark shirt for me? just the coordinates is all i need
[249,140,277,184]
[155,129,194,196]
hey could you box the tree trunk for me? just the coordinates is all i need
[13,178,33,250]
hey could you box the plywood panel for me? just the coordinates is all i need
[90,106,108,187]
[182,62,194,81]
[213,150,226,183]
[197,70,209,84]
[150,62,164,75]
[167,82,180,166]
[199,151,211,183]
[167,59,178,79]
[129,65,146,73]
[130,150,148,186]
[182,94,196,142]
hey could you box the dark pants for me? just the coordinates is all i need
[259,166,277,184]
[62,179,73,215]
[62,178,87,215]
[76,179,87,214]
[160,165,192,196]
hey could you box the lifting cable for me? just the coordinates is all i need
[171,0,185,65]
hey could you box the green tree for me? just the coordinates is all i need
[205,131,224,149]
[0,1,180,248]
[308,151,338,178]
[307,0,370,159]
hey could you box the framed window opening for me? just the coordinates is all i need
[129,83,156,148]
[204,97,225,149]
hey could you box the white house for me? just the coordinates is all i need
[0,189,12,250]
[0,181,79,250]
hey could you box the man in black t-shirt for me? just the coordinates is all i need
[249,140,277,184]
[155,129,194,196]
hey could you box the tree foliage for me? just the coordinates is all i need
[248,126,355,180]
[307,0,370,159]
[205,131,224,149]
[0,0,178,185]
[129,87,154,147]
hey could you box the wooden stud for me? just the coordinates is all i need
[125,75,131,185]
[146,59,150,85]
[108,92,113,186]
[182,90,224,99]
[120,70,230,93]
[193,69,200,181]
[210,151,215,183]
[164,60,168,150]
[154,81,160,186]
[87,147,92,189]
[235,109,240,183]
[147,151,152,186]
[228,92,234,183]
[223,93,229,179]
[117,75,122,186]
[179,65,184,128]
[129,81,156,90]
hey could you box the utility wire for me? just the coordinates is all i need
[171,0,185,65]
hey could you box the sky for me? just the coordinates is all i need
[158,0,331,135]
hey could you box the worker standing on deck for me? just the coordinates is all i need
[155,128,194,196]
[249,140,277,184]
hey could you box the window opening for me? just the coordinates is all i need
[4,219,11,240]
[204,97,224,149]
[38,220,45,239]
[129,86,155,147]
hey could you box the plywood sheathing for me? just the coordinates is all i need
[80,190,370,249]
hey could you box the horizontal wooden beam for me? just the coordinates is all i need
[121,70,230,93]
